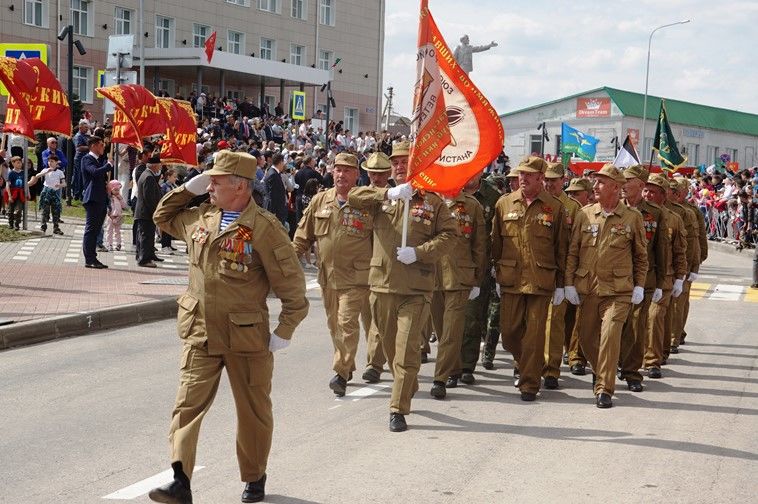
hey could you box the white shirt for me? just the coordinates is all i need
[40,168,66,189]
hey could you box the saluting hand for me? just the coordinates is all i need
[387,182,413,201]
[184,174,211,195]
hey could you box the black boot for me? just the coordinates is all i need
[241,474,266,503]
[148,461,192,504]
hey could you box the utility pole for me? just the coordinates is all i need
[112,51,128,180]
[384,86,394,131]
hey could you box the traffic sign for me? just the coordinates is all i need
[291,91,306,120]
[0,43,48,96]
[102,70,138,115]
[96,70,106,98]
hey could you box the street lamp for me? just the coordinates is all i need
[640,19,690,164]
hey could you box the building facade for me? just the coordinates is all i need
[1,0,385,132]
[501,87,758,169]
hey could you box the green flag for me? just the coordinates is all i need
[653,99,686,171]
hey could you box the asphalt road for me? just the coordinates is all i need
[1,247,756,504]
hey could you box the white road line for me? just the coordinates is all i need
[102,465,206,500]
[63,259,78,263]
[336,383,390,402]
[329,404,342,410]
[16,250,32,255]
[306,280,320,290]
[12,256,29,261]
[709,284,744,301]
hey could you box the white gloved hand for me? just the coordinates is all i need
[387,182,413,201]
[396,246,417,265]
[672,278,684,298]
[184,173,210,195]
[687,272,698,282]
[564,286,581,305]
[552,288,565,306]
[468,287,481,300]
[490,266,496,279]
[652,288,663,304]
[495,283,501,298]
[631,286,645,305]
[269,333,290,353]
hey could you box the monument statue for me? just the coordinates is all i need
[453,34,497,73]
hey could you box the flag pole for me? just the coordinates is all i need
[401,199,410,248]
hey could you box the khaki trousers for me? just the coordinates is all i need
[619,290,653,382]
[567,308,586,367]
[500,293,551,394]
[645,289,672,369]
[421,316,433,354]
[370,291,430,415]
[323,286,369,379]
[543,300,569,379]
[169,344,273,482]
[577,295,631,396]
[671,281,692,347]
[431,289,469,382]
[361,299,387,372]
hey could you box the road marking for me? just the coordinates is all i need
[329,404,342,410]
[709,284,744,301]
[102,466,205,500]
[306,280,320,290]
[63,259,78,263]
[16,250,32,255]
[745,289,758,303]
[12,256,28,261]
[336,383,390,402]
[689,282,709,299]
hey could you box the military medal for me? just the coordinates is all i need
[191,226,209,244]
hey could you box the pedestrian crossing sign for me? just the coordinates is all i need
[292,91,306,120]
[0,43,48,96]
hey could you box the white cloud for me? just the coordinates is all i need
[382,0,758,118]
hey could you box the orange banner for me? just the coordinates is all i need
[0,57,71,140]
[97,84,167,149]
[158,98,198,166]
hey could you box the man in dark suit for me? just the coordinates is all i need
[135,155,163,268]
[293,156,323,196]
[264,153,288,227]
[81,136,113,269]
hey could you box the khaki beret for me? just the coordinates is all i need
[515,155,548,174]
[361,152,391,172]
[390,140,411,158]
[544,161,565,179]
[202,151,257,180]
[646,173,670,190]
[622,164,649,182]
[566,177,592,193]
[594,163,626,184]
[334,152,359,169]
[505,170,520,178]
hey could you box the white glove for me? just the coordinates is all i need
[565,286,581,305]
[552,288,565,306]
[672,278,684,298]
[468,287,480,300]
[396,246,417,265]
[490,266,496,279]
[269,333,290,353]
[495,283,501,297]
[184,173,210,195]
[652,288,663,304]
[631,286,645,305]
[387,182,413,201]
[687,272,698,282]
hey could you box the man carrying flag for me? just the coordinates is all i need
[653,99,687,171]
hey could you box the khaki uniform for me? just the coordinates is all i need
[348,187,456,414]
[678,200,708,344]
[492,189,568,394]
[543,191,580,379]
[292,188,373,379]
[154,186,309,482]
[645,207,688,369]
[566,203,648,396]
[431,193,487,382]
[668,202,700,353]
[619,200,667,383]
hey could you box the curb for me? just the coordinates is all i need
[0,297,178,351]
[706,239,756,257]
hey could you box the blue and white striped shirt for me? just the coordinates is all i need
[220,211,241,232]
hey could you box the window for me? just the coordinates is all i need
[155,16,174,49]
[228,31,245,54]
[24,0,48,28]
[529,134,542,156]
[319,0,335,26]
[554,134,561,157]
[193,24,211,48]
[264,95,277,112]
[290,44,305,65]
[260,38,275,60]
[706,145,719,164]
[344,107,357,132]
[227,90,243,101]
[259,0,279,13]
[157,79,175,97]
[71,0,93,36]
[643,137,654,163]
[685,143,700,166]
[73,66,93,103]
[291,0,306,19]
[727,148,738,165]
[114,7,133,35]
[191,83,210,95]
[226,0,250,6]
[318,49,332,70]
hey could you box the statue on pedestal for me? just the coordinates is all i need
[453,35,497,73]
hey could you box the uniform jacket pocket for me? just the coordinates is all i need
[228,311,269,353]
[176,293,199,339]
[496,258,518,287]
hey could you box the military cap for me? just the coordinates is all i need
[668,178,680,190]
[544,161,566,179]
[390,140,411,158]
[622,164,649,182]
[594,163,626,184]
[203,151,257,180]
[334,152,359,169]
[676,177,692,193]
[646,173,670,190]
[361,152,391,172]
[505,170,520,178]
[566,177,592,193]
[515,155,548,174]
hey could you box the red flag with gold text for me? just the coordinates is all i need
[205,32,217,64]
[97,84,167,149]
[158,98,198,166]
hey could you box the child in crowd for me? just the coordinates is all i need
[106,179,128,251]
[4,156,25,230]
[29,155,66,234]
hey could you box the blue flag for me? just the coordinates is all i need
[561,123,599,161]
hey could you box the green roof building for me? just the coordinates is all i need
[499,87,758,168]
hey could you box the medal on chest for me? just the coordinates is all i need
[610,223,632,236]
[537,205,554,227]
[191,226,210,245]
[451,202,473,238]
[643,214,657,240]
[411,200,434,226]
[218,226,254,272]
[340,207,369,235]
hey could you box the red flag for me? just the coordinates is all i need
[409,6,504,196]
[97,84,167,149]
[205,32,217,63]
[407,0,451,188]
[157,98,198,166]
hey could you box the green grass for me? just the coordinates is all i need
[0,226,26,242]
[59,200,135,225]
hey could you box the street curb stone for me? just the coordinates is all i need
[707,239,755,257]
[0,298,178,350]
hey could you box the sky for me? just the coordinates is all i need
[382,0,758,119]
